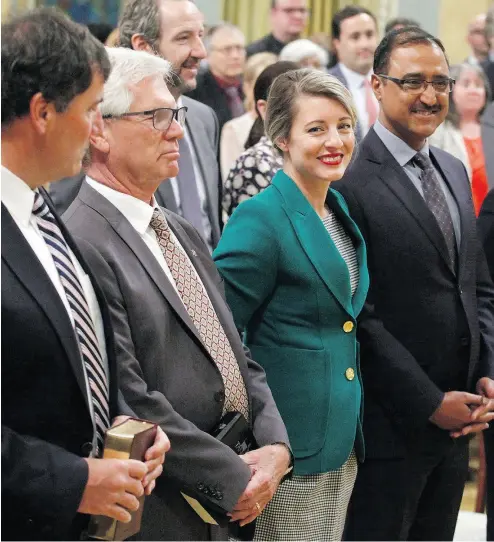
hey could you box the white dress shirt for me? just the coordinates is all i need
[1,166,108,450]
[169,97,212,251]
[339,63,378,136]
[86,177,210,304]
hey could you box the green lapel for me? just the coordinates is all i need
[272,170,367,316]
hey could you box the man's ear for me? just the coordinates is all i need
[90,110,110,155]
[131,34,156,54]
[371,73,382,102]
[29,92,55,135]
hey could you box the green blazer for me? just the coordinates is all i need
[213,170,369,475]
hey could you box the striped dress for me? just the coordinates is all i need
[253,206,360,542]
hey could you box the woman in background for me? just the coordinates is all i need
[429,63,492,214]
[220,52,277,181]
[214,70,369,540]
[222,61,297,222]
[279,38,329,71]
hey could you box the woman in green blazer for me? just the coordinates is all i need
[213,69,369,541]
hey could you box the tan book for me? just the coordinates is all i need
[88,418,157,541]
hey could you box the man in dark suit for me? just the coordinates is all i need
[186,23,246,134]
[63,46,292,541]
[328,5,379,141]
[478,188,494,541]
[334,27,494,540]
[1,10,168,541]
[482,101,494,187]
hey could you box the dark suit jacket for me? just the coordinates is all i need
[154,95,222,248]
[49,97,222,247]
[482,102,494,188]
[1,189,123,541]
[327,64,364,142]
[333,128,494,459]
[482,60,494,103]
[63,182,290,541]
[186,69,244,135]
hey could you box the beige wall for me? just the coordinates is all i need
[439,0,491,64]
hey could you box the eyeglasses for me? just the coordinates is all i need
[212,44,245,55]
[278,7,310,15]
[377,75,455,94]
[103,106,188,133]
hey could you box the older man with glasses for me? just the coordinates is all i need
[62,46,292,542]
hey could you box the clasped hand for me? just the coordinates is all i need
[229,444,291,526]
[429,377,494,438]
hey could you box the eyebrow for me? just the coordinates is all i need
[306,116,352,125]
[401,72,449,78]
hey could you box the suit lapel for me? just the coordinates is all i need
[1,204,92,414]
[326,189,369,316]
[78,183,206,350]
[365,130,455,276]
[273,171,354,315]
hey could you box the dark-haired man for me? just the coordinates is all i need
[384,16,421,34]
[1,9,168,540]
[334,27,494,540]
[246,0,309,57]
[329,6,379,140]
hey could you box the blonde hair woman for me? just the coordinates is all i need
[214,70,369,540]
[220,52,277,181]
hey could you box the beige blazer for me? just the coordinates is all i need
[220,112,255,182]
[429,121,472,182]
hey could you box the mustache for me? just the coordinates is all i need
[410,103,443,113]
[181,57,201,69]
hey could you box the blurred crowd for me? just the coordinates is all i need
[3,1,494,542]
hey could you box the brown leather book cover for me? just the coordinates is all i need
[87,418,157,541]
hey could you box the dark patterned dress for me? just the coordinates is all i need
[222,136,283,224]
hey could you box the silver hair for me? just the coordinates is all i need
[101,47,171,116]
[279,39,329,68]
[265,69,357,152]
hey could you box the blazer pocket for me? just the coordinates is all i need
[249,345,330,459]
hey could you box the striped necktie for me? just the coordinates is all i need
[32,191,110,452]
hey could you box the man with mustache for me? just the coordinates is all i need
[334,27,494,540]
[329,5,379,141]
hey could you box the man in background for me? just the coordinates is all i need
[246,0,308,57]
[465,14,489,65]
[482,5,494,99]
[329,5,379,140]
[187,23,246,134]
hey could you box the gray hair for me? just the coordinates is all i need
[279,39,329,68]
[204,22,244,53]
[101,47,172,117]
[265,69,358,152]
[447,63,491,127]
[119,0,160,51]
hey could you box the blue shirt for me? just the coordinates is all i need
[373,120,461,247]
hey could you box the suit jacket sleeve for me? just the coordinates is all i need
[336,184,446,430]
[1,425,88,534]
[74,238,252,516]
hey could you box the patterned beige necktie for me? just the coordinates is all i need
[150,208,250,421]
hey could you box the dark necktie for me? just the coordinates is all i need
[224,86,245,118]
[32,191,110,452]
[149,208,250,421]
[413,152,457,270]
[177,136,205,238]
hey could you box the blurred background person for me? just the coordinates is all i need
[329,5,379,140]
[465,14,489,65]
[220,52,277,181]
[186,23,246,134]
[483,97,494,184]
[279,38,329,70]
[222,61,297,222]
[482,5,494,98]
[214,69,368,541]
[384,16,421,34]
[430,63,492,214]
[246,0,309,57]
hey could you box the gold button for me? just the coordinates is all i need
[343,321,354,333]
[345,368,355,381]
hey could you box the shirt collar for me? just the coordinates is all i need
[1,165,36,227]
[373,119,429,167]
[338,63,373,90]
[85,176,160,235]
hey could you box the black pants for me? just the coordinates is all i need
[345,438,469,541]
[486,427,494,541]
